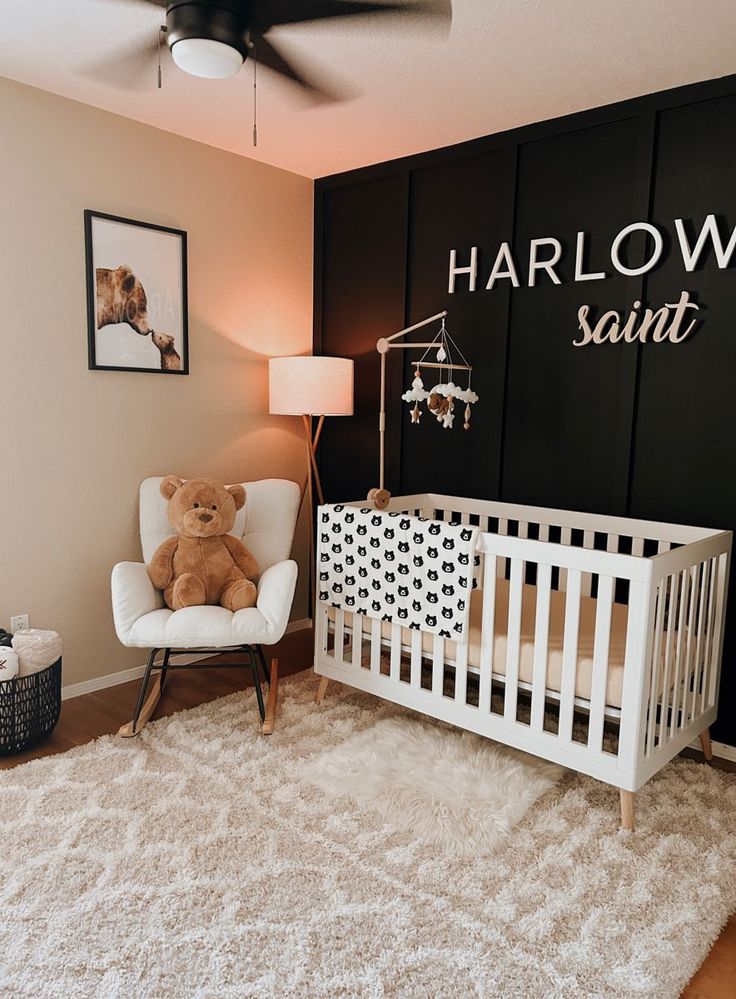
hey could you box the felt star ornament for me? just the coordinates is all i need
[411,403,422,424]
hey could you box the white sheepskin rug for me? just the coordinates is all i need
[301,716,563,855]
[2,671,736,998]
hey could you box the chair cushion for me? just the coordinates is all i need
[121,559,298,649]
[139,477,300,578]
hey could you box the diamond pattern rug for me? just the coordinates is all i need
[1,671,735,998]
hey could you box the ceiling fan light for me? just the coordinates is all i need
[171,38,243,80]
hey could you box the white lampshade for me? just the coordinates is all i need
[269,356,354,416]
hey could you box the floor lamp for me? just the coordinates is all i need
[269,355,354,610]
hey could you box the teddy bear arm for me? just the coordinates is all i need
[148,536,179,590]
[221,534,259,580]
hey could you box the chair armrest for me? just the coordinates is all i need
[256,559,298,643]
[111,561,164,646]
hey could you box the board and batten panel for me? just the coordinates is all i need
[317,176,409,503]
[629,95,736,746]
[400,148,516,498]
[501,119,642,514]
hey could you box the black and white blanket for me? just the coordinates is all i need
[318,505,479,640]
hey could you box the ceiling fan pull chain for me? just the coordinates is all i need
[157,25,166,90]
[252,41,258,147]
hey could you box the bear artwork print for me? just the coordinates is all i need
[148,476,259,611]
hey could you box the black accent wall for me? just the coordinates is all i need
[314,76,736,747]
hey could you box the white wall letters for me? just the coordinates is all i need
[610,222,663,277]
[448,246,478,294]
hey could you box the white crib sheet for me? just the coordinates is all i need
[329,578,632,709]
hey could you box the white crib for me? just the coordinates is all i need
[314,493,732,829]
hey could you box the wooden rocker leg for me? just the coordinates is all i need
[261,658,279,736]
[699,728,714,762]
[620,789,635,832]
[118,649,164,738]
[315,675,329,705]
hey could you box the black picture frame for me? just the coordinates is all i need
[84,209,189,375]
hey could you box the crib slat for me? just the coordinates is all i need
[497,518,509,579]
[606,534,619,555]
[504,558,524,723]
[317,603,329,655]
[370,617,381,674]
[559,569,582,742]
[581,530,594,597]
[691,561,710,724]
[669,569,688,737]
[700,558,718,716]
[530,562,552,731]
[538,524,550,543]
[588,574,614,752]
[334,609,345,665]
[432,634,445,695]
[632,537,645,558]
[351,613,362,670]
[390,623,401,681]
[658,572,679,745]
[479,554,497,713]
[645,578,667,755]
[410,629,422,688]
[455,636,468,706]
[559,527,572,592]
[707,555,728,710]
[681,564,700,727]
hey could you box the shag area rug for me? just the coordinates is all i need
[301,716,563,855]
[1,672,735,999]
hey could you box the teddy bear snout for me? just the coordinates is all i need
[198,512,214,524]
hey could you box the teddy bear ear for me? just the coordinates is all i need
[227,484,246,510]
[160,475,184,500]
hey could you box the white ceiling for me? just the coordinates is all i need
[1,0,734,179]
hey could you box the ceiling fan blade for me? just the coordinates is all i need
[253,35,349,104]
[258,0,452,30]
[78,35,162,91]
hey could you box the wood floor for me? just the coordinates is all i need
[1,627,733,997]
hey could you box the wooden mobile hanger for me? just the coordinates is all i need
[368,310,476,509]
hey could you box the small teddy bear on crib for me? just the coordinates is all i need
[148,475,259,612]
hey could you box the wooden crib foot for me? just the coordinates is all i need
[699,728,714,762]
[315,675,329,705]
[620,789,635,832]
[261,658,279,736]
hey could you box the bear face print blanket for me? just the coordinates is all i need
[317,505,479,640]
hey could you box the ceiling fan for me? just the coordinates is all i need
[90,1,452,103]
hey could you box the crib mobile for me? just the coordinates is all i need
[368,310,479,510]
[401,317,478,431]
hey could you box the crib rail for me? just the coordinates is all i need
[319,496,732,792]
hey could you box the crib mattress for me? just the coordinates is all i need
[328,578,630,709]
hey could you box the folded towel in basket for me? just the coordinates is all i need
[12,629,62,677]
[0,649,19,682]
[318,505,478,640]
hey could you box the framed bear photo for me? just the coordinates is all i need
[84,210,189,374]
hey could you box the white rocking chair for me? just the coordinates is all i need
[111,476,300,737]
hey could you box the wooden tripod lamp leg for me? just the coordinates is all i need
[699,728,714,761]
[261,658,279,735]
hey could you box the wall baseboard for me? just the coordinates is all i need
[689,738,736,764]
[61,618,313,701]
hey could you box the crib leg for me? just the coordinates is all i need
[315,676,329,705]
[699,728,714,762]
[620,789,635,832]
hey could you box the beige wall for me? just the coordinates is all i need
[0,77,313,687]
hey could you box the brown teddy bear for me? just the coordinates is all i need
[148,476,259,612]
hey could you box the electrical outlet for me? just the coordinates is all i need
[10,614,29,633]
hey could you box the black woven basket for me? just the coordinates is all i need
[0,657,62,756]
